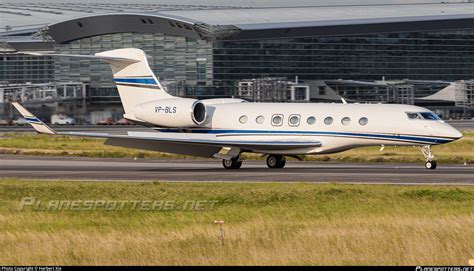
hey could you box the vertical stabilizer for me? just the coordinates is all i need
[95,48,172,113]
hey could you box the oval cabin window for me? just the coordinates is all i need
[239,115,248,124]
[324,117,333,125]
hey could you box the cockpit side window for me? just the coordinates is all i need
[406,112,421,120]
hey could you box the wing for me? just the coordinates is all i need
[12,103,321,158]
[69,130,320,148]
[73,131,321,158]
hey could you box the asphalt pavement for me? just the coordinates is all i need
[1,155,472,184]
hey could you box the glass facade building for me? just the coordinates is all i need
[0,53,53,84]
[213,30,474,96]
[2,29,474,99]
[1,3,473,120]
[43,29,474,100]
[1,7,473,118]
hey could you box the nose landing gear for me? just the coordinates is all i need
[420,145,437,170]
[266,154,286,169]
[425,160,437,170]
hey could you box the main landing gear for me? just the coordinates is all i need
[420,145,437,170]
[266,154,286,169]
[222,156,242,169]
[222,154,287,169]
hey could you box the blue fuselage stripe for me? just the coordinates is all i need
[157,129,453,144]
[115,78,157,85]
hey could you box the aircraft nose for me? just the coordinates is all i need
[446,125,463,140]
[452,129,463,139]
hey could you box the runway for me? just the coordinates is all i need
[1,155,473,184]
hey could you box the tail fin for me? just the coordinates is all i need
[95,48,172,113]
[21,48,172,114]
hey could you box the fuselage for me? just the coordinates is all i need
[159,102,463,155]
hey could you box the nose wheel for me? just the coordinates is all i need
[425,160,437,170]
[420,145,437,170]
[266,155,286,169]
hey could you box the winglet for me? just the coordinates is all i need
[12,102,57,134]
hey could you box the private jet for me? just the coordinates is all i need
[13,48,463,170]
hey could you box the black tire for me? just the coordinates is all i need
[222,157,242,169]
[266,155,286,169]
[425,160,437,170]
[277,158,286,168]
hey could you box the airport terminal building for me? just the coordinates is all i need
[1,2,474,122]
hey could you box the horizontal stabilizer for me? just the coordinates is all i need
[19,52,139,64]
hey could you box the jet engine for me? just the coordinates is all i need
[132,98,207,127]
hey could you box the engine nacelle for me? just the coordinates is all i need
[132,98,207,127]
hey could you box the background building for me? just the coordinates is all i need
[1,1,474,122]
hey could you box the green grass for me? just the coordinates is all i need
[0,132,473,163]
[0,179,473,265]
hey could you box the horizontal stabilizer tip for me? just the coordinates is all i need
[19,52,139,64]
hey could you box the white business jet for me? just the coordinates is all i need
[13,48,463,170]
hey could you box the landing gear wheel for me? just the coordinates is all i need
[420,145,437,170]
[266,155,286,169]
[222,157,242,169]
[425,160,437,170]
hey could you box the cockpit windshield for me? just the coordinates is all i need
[406,112,441,120]
[419,112,441,120]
